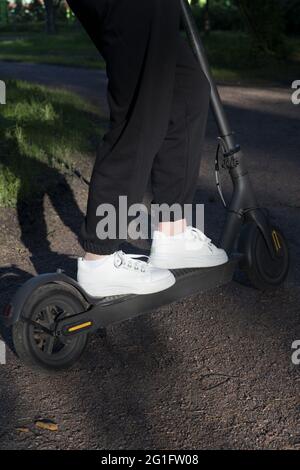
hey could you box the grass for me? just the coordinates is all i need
[0,30,105,69]
[0,80,106,207]
[0,29,299,83]
[203,31,300,84]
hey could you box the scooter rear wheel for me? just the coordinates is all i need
[13,284,88,371]
[238,223,289,290]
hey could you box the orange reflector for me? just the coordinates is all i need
[272,230,281,252]
[68,321,92,333]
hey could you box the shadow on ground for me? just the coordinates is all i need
[0,78,299,449]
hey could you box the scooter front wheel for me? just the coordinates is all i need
[13,284,88,371]
[238,223,289,290]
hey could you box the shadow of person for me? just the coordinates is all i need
[78,306,175,449]
[15,167,83,277]
[0,80,107,278]
[0,369,18,450]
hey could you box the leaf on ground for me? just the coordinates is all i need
[35,419,58,432]
[16,427,30,433]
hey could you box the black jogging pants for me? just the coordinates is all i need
[67,0,210,255]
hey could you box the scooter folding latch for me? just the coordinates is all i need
[223,144,241,159]
[222,148,241,170]
[217,137,240,170]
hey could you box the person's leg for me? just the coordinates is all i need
[67,0,150,256]
[67,0,180,295]
[151,34,211,220]
[149,35,228,268]
[68,0,181,257]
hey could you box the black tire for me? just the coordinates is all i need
[12,284,88,371]
[238,223,289,291]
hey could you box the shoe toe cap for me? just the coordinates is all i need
[150,266,175,282]
[216,248,228,262]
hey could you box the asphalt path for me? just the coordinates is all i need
[0,61,299,449]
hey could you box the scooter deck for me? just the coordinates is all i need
[58,256,239,336]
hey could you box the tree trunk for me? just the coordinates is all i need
[204,0,210,35]
[44,0,57,34]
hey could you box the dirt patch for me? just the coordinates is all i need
[0,68,299,449]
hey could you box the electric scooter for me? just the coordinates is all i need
[1,0,289,371]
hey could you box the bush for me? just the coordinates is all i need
[191,0,244,32]
[191,0,299,40]
[4,0,70,33]
[28,0,45,22]
[236,0,287,57]
[280,0,300,35]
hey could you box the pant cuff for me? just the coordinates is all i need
[81,239,121,256]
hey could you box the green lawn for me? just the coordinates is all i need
[0,30,105,69]
[0,29,299,83]
[203,32,300,83]
[0,80,105,207]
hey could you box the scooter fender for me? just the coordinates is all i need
[1,272,94,327]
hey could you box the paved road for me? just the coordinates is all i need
[0,62,299,450]
[0,61,109,112]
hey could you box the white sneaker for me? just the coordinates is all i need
[149,226,228,269]
[77,250,175,297]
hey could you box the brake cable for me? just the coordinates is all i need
[214,139,227,208]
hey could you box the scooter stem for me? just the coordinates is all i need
[180,0,237,155]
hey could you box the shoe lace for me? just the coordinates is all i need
[186,226,212,244]
[113,251,149,273]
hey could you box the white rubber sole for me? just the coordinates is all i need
[149,252,229,269]
[78,272,176,298]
